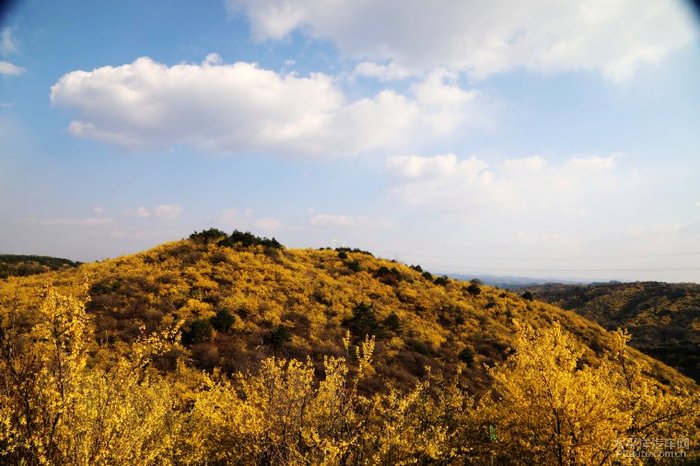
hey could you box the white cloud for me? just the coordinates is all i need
[386,153,627,216]
[50,56,486,156]
[227,0,696,81]
[0,61,24,76]
[154,204,183,219]
[310,214,369,228]
[1,28,18,55]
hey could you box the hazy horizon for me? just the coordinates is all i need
[2,1,700,283]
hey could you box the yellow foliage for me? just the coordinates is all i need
[479,322,699,465]
[1,239,698,465]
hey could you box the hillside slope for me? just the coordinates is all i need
[0,230,694,392]
[522,282,700,383]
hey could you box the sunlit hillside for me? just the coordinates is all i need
[1,229,694,392]
[0,230,697,464]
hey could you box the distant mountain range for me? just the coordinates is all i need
[445,272,586,289]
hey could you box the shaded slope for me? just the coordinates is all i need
[0,254,80,279]
[523,282,700,383]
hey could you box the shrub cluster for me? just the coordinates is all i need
[0,290,697,465]
[189,228,283,249]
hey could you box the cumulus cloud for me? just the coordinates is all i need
[50,56,486,156]
[227,0,696,80]
[0,61,24,75]
[386,153,628,216]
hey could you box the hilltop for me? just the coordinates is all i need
[522,281,700,383]
[0,229,694,392]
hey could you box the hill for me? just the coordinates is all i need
[0,230,694,392]
[0,230,697,464]
[522,282,700,383]
[0,254,81,279]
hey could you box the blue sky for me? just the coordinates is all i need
[1,0,699,282]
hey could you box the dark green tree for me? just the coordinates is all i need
[467,282,481,296]
[382,311,402,333]
[211,309,235,333]
[434,275,450,286]
[189,228,227,244]
[347,260,362,273]
[343,303,383,341]
[458,347,475,366]
[182,319,214,345]
[263,325,293,350]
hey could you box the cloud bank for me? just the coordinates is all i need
[50,56,484,156]
[227,0,696,80]
[386,153,632,217]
